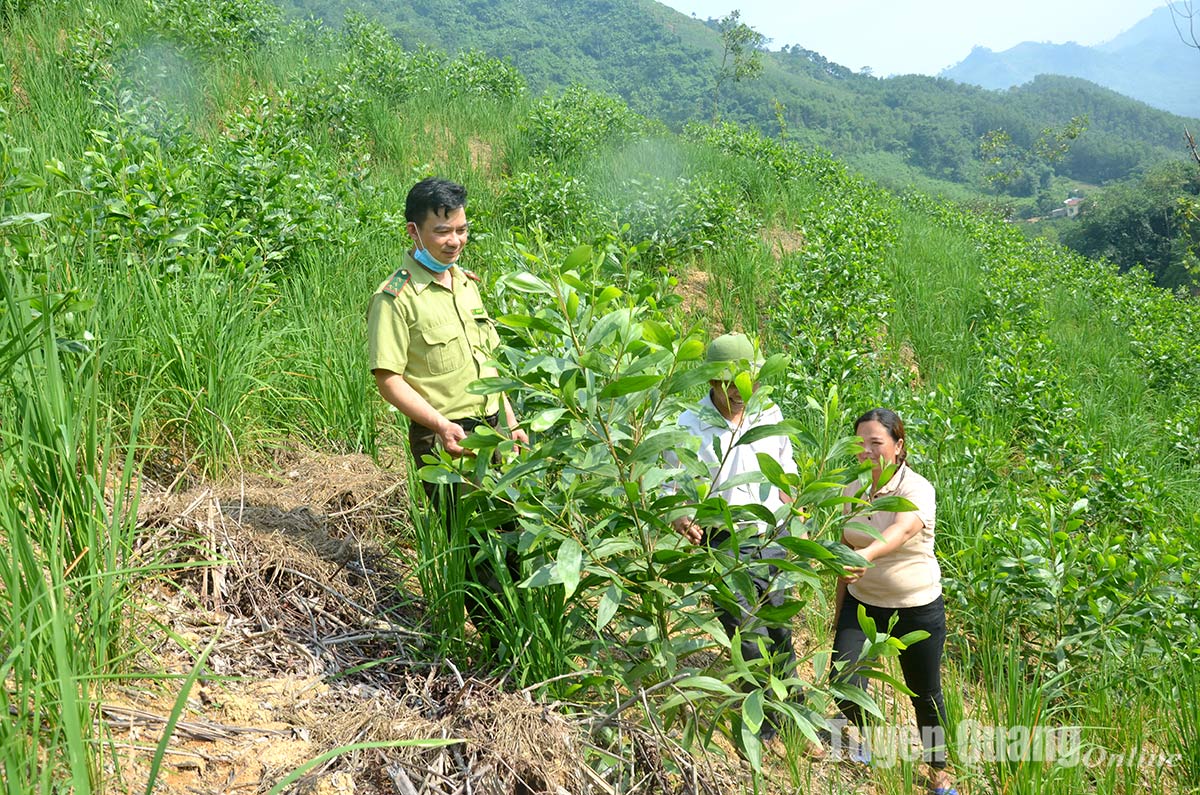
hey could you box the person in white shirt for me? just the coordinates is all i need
[670,333,804,743]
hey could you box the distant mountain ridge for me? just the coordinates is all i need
[942,7,1198,118]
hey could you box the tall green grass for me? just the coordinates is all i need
[0,275,144,792]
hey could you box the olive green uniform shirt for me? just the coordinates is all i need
[367,252,501,421]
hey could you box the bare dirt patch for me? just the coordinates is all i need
[112,449,761,794]
[677,267,713,321]
[468,135,497,177]
[760,226,806,261]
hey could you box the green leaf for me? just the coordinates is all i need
[735,420,803,447]
[564,244,592,270]
[599,374,661,399]
[591,537,640,558]
[630,429,693,464]
[596,585,622,631]
[828,681,883,719]
[467,376,524,395]
[673,676,736,695]
[521,562,556,589]
[856,603,877,640]
[596,285,622,306]
[755,452,791,491]
[586,307,631,348]
[418,465,464,485]
[7,173,45,191]
[662,362,726,395]
[493,458,551,492]
[743,689,765,733]
[557,538,583,598]
[869,495,918,514]
[0,212,51,228]
[894,630,931,648]
[529,408,567,432]
[756,353,788,382]
[641,319,673,346]
[44,159,70,179]
[740,718,762,771]
[500,271,553,294]
[677,338,705,361]
[733,370,753,401]
[496,314,566,335]
[755,600,806,624]
[775,536,835,561]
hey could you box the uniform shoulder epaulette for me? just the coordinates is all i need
[381,268,411,297]
[462,269,482,284]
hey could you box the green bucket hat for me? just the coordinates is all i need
[705,332,763,380]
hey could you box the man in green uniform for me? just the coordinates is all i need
[367,177,527,654]
[368,177,527,462]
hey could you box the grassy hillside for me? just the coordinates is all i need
[3,0,1199,792]
[279,0,1200,195]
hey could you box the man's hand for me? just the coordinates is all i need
[673,516,703,545]
[436,419,469,458]
[510,427,530,451]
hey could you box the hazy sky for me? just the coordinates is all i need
[657,0,1171,76]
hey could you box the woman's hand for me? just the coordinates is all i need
[840,565,867,584]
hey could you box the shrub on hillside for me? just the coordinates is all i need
[616,176,755,264]
[495,168,602,241]
[523,84,661,163]
[147,0,281,60]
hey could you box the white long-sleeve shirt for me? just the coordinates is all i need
[672,393,797,536]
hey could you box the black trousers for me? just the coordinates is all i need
[706,530,809,743]
[708,530,798,678]
[832,591,950,768]
[408,415,518,652]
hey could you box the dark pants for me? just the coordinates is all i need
[408,415,518,651]
[708,531,798,676]
[708,530,804,740]
[832,591,949,768]
[407,414,500,492]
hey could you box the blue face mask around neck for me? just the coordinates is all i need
[412,230,453,273]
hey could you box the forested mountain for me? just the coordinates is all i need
[943,7,1198,118]
[282,0,1199,198]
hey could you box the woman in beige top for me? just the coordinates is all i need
[831,408,956,795]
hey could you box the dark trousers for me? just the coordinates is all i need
[708,530,805,743]
[408,415,518,650]
[832,591,949,768]
[708,531,798,676]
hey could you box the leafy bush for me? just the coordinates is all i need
[494,167,602,241]
[147,0,281,60]
[616,175,755,264]
[333,13,525,103]
[523,84,659,163]
[415,241,914,768]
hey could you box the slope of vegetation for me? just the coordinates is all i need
[278,0,1199,192]
[2,0,1199,792]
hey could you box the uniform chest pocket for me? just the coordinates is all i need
[470,315,498,349]
[419,322,467,376]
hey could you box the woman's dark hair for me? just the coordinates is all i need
[854,407,907,464]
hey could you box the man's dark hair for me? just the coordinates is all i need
[405,177,467,225]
